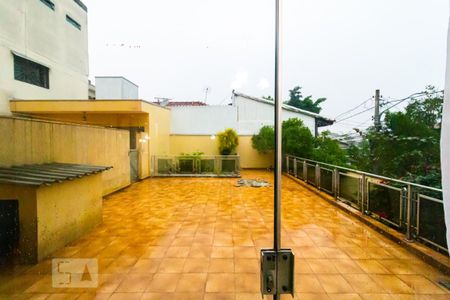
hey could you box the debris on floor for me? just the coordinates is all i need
[235,179,270,188]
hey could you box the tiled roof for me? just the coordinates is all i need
[155,101,208,107]
[0,163,112,186]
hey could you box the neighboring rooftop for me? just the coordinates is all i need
[154,99,208,107]
[233,91,335,127]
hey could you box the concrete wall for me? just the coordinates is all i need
[0,116,130,195]
[170,135,273,169]
[0,0,89,114]
[95,77,139,100]
[171,106,238,135]
[169,101,316,136]
[37,174,102,261]
[234,95,317,135]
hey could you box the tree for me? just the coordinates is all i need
[348,86,443,187]
[347,140,372,171]
[282,118,314,157]
[251,118,314,157]
[262,95,274,101]
[217,128,239,155]
[251,126,274,154]
[313,131,347,166]
[285,86,326,114]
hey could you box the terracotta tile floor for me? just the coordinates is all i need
[1,170,449,299]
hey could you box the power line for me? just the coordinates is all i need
[334,89,444,125]
[334,106,375,124]
[380,90,443,115]
[334,98,372,120]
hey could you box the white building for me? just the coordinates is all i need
[95,76,139,100]
[0,0,89,114]
[170,91,334,136]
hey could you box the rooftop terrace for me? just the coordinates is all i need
[0,170,449,299]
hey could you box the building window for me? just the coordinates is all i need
[73,0,88,12]
[13,55,50,89]
[39,0,55,10]
[66,15,81,30]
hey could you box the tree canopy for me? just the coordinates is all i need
[348,86,443,187]
[313,131,347,166]
[251,118,345,165]
[285,86,326,114]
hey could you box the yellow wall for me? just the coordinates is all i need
[37,174,102,261]
[0,116,130,195]
[143,103,171,175]
[169,135,273,169]
[29,112,152,179]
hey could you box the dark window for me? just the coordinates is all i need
[13,55,50,89]
[66,15,81,30]
[39,0,55,10]
[0,200,19,258]
[73,0,88,12]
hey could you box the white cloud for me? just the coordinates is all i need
[257,78,270,90]
[230,71,249,90]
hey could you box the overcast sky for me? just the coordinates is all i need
[84,0,449,133]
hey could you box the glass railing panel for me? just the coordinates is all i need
[221,158,237,174]
[338,173,360,208]
[157,158,174,174]
[306,164,316,186]
[367,180,403,227]
[320,168,333,195]
[296,161,304,180]
[200,159,215,174]
[417,193,447,251]
[288,157,295,174]
[178,158,195,174]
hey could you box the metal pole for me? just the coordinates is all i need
[274,0,282,298]
[406,184,412,240]
[374,89,381,130]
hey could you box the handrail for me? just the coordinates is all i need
[285,154,447,253]
[287,155,442,193]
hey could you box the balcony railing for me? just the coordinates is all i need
[153,155,240,177]
[285,155,447,253]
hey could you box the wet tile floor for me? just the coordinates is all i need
[0,170,449,299]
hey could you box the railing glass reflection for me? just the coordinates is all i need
[154,155,240,177]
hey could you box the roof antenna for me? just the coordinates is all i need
[204,87,210,104]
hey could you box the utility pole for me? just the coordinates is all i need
[204,87,209,104]
[374,89,381,131]
[373,89,381,174]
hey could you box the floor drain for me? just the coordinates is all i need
[438,280,450,291]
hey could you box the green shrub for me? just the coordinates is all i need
[217,128,239,155]
[251,125,274,154]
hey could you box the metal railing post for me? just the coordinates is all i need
[293,158,297,177]
[334,169,339,199]
[286,156,290,173]
[406,184,413,241]
[361,174,366,213]
[315,164,320,188]
[303,161,307,181]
